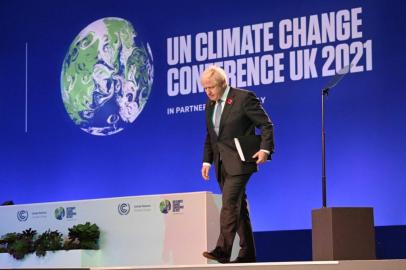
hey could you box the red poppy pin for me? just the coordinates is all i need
[226,98,233,105]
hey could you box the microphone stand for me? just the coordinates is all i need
[320,65,352,208]
[321,87,329,207]
[314,69,376,261]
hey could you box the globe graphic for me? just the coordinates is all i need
[61,17,153,136]
[54,207,65,220]
[160,200,171,214]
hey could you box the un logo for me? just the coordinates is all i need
[17,210,28,222]
[118,203,131,215]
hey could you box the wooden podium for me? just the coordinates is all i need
[312,207,376,260]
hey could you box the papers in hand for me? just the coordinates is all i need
[234,135,263,162]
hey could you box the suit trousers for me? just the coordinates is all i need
[216,160,256,259]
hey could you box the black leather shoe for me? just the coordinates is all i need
[230,256,256,263]
[202,247,229,263]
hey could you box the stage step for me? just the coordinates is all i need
[91,259,406,270]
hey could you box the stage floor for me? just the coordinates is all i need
[90,259,406,270]
[2,259,406,270]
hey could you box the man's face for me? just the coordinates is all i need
[201,76,225,101]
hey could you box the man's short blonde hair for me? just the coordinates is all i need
[201,66,228,88]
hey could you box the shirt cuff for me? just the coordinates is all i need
[260,149,270,155]
[203,162,211,167]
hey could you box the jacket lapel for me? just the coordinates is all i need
[206,100,216,132]
[218,88,235,136]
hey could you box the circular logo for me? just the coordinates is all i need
[118,203,130,215]
[159,200,171,214]
[61,17,154,136]
[54,207,66,220]
[17,210,28,222]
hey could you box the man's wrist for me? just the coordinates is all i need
[260,149,270,155]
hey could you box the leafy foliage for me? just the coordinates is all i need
[34,230,63,257]
[0,233,18,253]
[7,229,37,260]
[0,222,100,260]
[64,222,100,250]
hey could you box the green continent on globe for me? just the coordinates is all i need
[61,17,153,136]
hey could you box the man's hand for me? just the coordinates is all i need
[201,165,211,180]
[252,150,269,164]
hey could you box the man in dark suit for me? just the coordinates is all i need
[201,66,274,263]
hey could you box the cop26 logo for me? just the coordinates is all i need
[61,17,154,136]
[159,200,171,214]
[54,207,65,220]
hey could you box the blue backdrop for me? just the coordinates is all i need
[0,0,405,231]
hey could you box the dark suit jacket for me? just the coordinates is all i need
[203,87,274,176]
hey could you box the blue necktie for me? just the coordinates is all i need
[214,99,223,135]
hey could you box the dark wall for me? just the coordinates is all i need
[255,226,406,262]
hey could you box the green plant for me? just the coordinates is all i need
[0,223,100,260]
[7,229,37,260]
[0,233,17,253]
[64,222,100,250]
[34,230,63,257]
